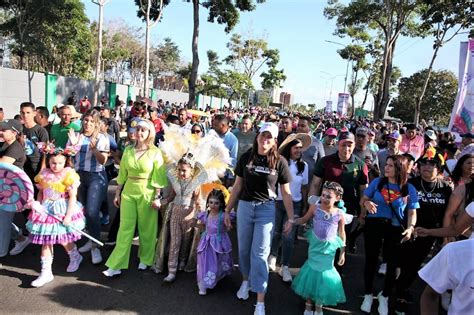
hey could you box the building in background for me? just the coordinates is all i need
[280,92,293,107]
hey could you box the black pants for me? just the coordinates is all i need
[396,236,434,295]
[364,218,403,296]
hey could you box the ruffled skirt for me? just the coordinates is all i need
[292,230,346,306]
[26,199,86,245]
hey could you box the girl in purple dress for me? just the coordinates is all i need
[196,189,234,295]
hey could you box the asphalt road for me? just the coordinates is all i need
[0,184,426,315]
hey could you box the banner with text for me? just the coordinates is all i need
[325,101,332,114]
[337,93,350,117]
[449,39,474,134]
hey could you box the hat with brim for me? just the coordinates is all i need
[0,119,23,133]
[61,105,81,119]
[425,129,437,141]
[278,133,312,153]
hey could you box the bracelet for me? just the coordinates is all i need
[287,219,295,224]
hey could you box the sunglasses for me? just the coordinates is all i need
[191,129,202,134]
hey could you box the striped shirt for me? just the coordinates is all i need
[71,133,110,173]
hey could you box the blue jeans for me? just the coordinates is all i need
[270,200,302,266]
[78,170,107,240]
[237,199,275,293]
[0,212,20,257]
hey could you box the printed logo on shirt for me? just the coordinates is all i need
[417,191,447,205]
[380,188,401,204]
[246,164,277,176]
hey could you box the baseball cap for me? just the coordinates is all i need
[259,122,278,138]
[128,117,141,133]
[368,129,376,136]
[356,127,369,136]
[338,131,355,143]
[0,119,23,133]
[387,131,401,142]
[325,128,338,137]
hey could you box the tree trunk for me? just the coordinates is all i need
[361,74,371,108]
[414,34,445,124]
[379,46,394,120]
[188,0,199,109]
[93,2,105,107]
[144,0,151,97]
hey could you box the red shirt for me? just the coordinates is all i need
[152,118,162,133]
[79,99,91,113]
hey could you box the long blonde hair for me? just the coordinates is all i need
[80,109,101,140]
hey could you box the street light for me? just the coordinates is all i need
[320,71,345,103]
[325,40,351,94]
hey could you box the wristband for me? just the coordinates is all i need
[288,219,295,224]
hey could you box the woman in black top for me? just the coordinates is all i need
[395,148,453,313]
[224,122,294,315]
[0,119,29,258]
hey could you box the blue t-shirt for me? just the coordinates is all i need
[364,177,419,226]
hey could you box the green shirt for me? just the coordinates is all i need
[50,122,81,148]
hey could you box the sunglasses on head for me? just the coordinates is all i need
[191,129,201,134]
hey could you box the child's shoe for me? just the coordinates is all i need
[254,302,265,315]
[66,247,83,273]
[31,256,54,288]
[198,282,207,295]
[163,273,176,282]
[303,310,314,315]
[361,294,373,313]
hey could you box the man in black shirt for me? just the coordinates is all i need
[100,106,120,142]
[20,102,49,180]
[35,106,52,137]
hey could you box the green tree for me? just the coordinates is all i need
[413,0,472,124]
[151,37,181,78]
[225,33,285,104]
[325,0,426,120]
[389,69,457,126]
[1,0,93,77]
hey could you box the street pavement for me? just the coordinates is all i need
[0,183,426,314]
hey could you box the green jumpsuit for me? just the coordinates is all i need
[105,145,167,269]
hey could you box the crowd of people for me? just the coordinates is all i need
[0,99,473,315]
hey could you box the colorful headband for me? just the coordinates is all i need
[37,142,79,157]
[179,151,196,168]
[323,181,344,196]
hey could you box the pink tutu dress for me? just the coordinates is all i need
[26,167,86,245]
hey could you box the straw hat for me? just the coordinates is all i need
[278,133,312,153]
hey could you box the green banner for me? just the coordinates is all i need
[108,82,117,108]
[127,85,133,103]
[150,89,157,101]
[355,108,369,118]
[195,94,200,109]
[44,73,57,111]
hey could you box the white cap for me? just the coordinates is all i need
[466,201,474,218]
[259,122,279,138]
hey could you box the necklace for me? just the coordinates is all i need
[420,178,436,194]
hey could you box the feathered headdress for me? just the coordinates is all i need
[37,142,79,157]
[159,124,232,182]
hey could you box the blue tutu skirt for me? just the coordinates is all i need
[291,230,346,306]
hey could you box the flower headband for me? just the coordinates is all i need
[323,181,344,196]
[37,142,79,157]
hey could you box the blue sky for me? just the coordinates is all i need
[82,0,466,108]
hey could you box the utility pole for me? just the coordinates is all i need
[325,40,351,94]
[92,0,109,106]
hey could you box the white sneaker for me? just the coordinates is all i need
[9,237,31,256]
[314,309,323,315]
[377,291,389,315]
[303,310,314,315]
[198,282,207,296]
[236,280,250,300]
[102,268,121,277]
[66,253,83,273]
[361,294,373,313]
[163,273,176,282]
[91,248,102,265]
[378,263,387,275]
[268,255,277,271]
[254,303,265,315]
[395,267,401,279]
[78,241,93,253]
[31,272,54,287]
[279,265,292,282]
[138,262,147,270]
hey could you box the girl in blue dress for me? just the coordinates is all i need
[292,181,347,315]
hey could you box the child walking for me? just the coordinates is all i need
[196,189,233,295]
[292,181,347,315]
[155,152,208,282]
[26,143,86,287]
